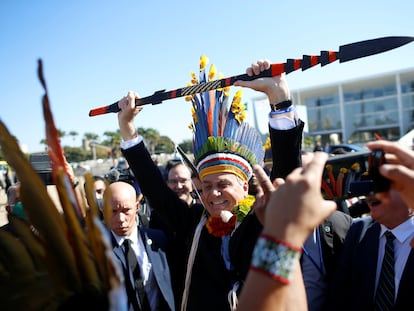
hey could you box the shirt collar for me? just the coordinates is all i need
[379,217,414,243]
[112,225,139,247]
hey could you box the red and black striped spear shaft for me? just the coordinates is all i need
[89,36,414,117]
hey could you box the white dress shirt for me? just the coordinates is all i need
[375,217,414,298]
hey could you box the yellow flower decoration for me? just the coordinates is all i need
[234,194,255,222]
[185,82,194,102]
[231,102,245,114]
[230,90,246,124]
[208,64,217,81]
[200,55,208,71]
[191,106,198,124]
[351,162,361,171]
[235,111,247,124]
[190,72,198,85]
[263,137,271,150]
[223,85,230,97]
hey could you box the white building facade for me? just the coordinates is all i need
[251,67,414,147]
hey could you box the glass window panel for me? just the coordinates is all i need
[305,94,339,108]
[307,106,341,130]
[383,85,397,96]
[402,94,414,109]
[401,81,414,93]
[344,91,361,102]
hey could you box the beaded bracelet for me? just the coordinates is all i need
[250,233,302,284]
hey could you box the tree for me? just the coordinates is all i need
[68,130,79,146]
[155,135,175,154]
[39,138,47,150]
[102,130,122,159]
[40,128,66,149]
[178,139,193,154]
[84,132,99,142]
[138,127,160,154]
[58,129,66,140]
[63,146,91,162]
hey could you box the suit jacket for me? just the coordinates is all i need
[319,210,352,280]
[301,210,352,311]
[122,122,304,311]
[327,216,414,311]
[112,226,175,311]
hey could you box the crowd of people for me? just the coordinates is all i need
[1,56,414,311]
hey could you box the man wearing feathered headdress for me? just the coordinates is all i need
[116,57,304,311]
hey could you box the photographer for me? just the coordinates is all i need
[327,141,414,310]
[366,140,414,212]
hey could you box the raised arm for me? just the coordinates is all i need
[234,60,304,181]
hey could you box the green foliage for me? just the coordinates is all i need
[303,136,314,148]
[36,126,191,162]
[178,139,193,153]
[155,136,175,154]
[84,132,99,141]
[63,146,92,162]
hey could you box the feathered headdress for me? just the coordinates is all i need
[263,136,272,165]
[187,55,264,182]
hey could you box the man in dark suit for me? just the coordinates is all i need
[108,181,175,311]
[116,59,305,310]
[327,166,414,310]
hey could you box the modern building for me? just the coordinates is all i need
[251,67,414,148]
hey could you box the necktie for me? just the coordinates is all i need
[374,230,396,311]
[124,239,150,311]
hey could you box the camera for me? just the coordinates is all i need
[104,167,136,184]
[322,149,390,199]
[29,153,54,185]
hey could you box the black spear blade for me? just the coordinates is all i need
[338,36,414,63]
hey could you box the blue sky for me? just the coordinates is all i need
[1,0,414,153]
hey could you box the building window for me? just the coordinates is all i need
[401,81,414,93]
[305,94,339,108]
[307,106,341,131]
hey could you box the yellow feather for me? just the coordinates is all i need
[84,173,110,290]
[54,169,101,289]
[7,214,47,270]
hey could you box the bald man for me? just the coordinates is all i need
[108,181,175,311]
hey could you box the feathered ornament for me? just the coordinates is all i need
[321,158,366,200]
[263,136,272,165]
[0,60,125,310]
[38,60,85,221]
[188,55,264,182]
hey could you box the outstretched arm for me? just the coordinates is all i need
[116,91,191,232]
[235,60,303,181]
